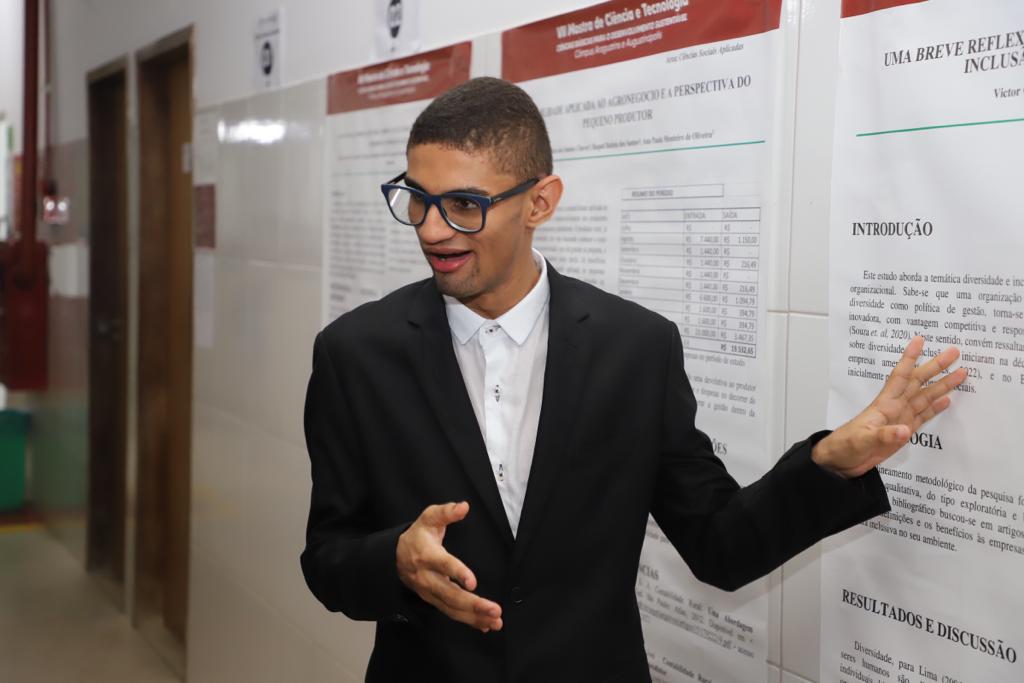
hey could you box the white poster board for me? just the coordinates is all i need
[823,1,1024,681]
[501,2,789,680]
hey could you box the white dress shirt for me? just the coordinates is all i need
[443,250,550,537]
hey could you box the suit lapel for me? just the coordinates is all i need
[407,281,514,545]
[512,265,590,567]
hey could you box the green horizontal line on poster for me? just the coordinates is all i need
[857,117,1024,137]
[553,139,766,163]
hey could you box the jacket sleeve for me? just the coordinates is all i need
[300,331,421,622]
[650,321,890,592]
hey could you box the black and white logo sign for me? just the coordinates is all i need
[375,0,419,59]
[387,0,403,39]
[253,9,282,89]
[260,40,274,76]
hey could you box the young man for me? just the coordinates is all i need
[301,77,965,682]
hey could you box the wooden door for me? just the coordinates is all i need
[135,31,193,673]
[86,64,129,605]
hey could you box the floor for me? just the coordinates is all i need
[0,524,180,683]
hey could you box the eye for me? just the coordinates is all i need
[443,196,481,214]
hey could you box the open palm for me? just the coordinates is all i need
[812,336,968,479]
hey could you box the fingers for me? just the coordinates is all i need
[887,335,925,384]
[921,366,967,403]
[910,345,961,386]
[397,502,501,632]
[885,337,963,402]
[420,501,470,529]
[421,572,503,631]
[425,571,501,617]
[911,395,952,431]
[426,550,478,592]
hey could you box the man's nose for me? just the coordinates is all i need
[417,202,457,243]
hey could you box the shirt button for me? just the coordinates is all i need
[510,586,523,605]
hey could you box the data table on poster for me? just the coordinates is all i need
[618,185,761,358]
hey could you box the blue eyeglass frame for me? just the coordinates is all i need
[380,172,541,233]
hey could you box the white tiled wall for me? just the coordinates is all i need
[781,313,831,681]
[188,77,376,682]
[779,1,845,680]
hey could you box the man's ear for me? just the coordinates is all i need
[525,175,564,229]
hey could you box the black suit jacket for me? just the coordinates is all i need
[301,264,889,682]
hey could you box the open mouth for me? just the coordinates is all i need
[427,250,472,273]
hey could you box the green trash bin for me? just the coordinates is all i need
[0,410,30,512]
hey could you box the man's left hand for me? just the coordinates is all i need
[811,335,968,479]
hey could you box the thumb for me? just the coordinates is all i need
[421,501,469,529]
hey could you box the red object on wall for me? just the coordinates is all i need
[0,241,49,390]
[0,0,49,391]
[841,0,927,19]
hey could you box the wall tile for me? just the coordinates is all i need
[242,89,285,263]
[782,668,815,683]
[765,312,788,670]
[215,100,250,260]
[277,79,325,268]
[769,566,782,667]
[242,429,376,672]
[241,260,320,447]
[192,254,256,416]
[782,544,822,683]
[781,312,830,682]
[785,313,830,443]
[309,643,364,683]
[789,0,841,315]
[188,550,315,683]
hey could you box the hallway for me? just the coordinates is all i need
[0,526,179,682]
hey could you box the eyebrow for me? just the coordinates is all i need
[404,175,491,197]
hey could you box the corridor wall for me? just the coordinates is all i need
[32,1,854,682]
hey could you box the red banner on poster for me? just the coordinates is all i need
[327,42,472,115]
[501,0,782,83]
[842,0,927,18]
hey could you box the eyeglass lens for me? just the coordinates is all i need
[386,187,484,231]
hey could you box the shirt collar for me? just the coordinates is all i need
[444,249,550,346]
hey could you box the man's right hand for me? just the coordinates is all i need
[396,501,503,633]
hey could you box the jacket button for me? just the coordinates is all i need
[392,613,409,623]
[510,586,523,605]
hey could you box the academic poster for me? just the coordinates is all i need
[823,2,1024,681]
[503,2,789,680]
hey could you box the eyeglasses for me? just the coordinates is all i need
[380,172,540,233]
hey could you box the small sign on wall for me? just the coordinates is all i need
[42,195,70,225]
[374,0,420,61]
[254,8,283,90]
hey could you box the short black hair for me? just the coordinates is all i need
[407,77,552,180]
